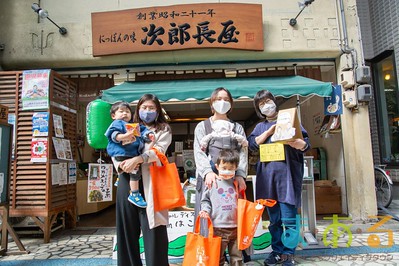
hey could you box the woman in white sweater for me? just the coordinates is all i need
[193,87,248,233]
[118,94,172,266]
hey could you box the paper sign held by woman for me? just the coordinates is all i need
[271,107,303,143]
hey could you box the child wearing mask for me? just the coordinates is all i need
[105,101,154,208]
[199,149,244,266]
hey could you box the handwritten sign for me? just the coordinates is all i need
[259,143,285,162]
[87,164,113,202]
[91,3,263,56]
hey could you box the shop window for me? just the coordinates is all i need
[374,53,399,164]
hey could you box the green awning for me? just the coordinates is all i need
[101,75,332,103]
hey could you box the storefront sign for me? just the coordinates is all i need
[324,85,342,115]
[92,3,264,56]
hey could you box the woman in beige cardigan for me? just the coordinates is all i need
[118,94,172,266]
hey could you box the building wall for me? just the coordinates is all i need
[0,0,342,70]
[357,0,399,181]
[335,0,377,220]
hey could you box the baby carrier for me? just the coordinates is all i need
[194,118,243,233]
[203,118,241,165]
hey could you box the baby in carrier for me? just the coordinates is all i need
[200,119,248,173]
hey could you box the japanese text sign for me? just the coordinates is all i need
[259,143,285,162]
[0,104,9,122]
[87,163,113,202]
[91,3,264,56]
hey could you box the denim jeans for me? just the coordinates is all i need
[267,202,298,255]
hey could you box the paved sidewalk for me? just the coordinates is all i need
[0,219,399,265]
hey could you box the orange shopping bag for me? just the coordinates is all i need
[150,148,185,212]
[182,216,221,266]
[237,192,277,250]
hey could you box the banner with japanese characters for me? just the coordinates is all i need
[87,163,113,202]
[92,3,263,56]
[22,69,50,110]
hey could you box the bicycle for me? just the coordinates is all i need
[374,165,393,208]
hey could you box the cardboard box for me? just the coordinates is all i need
[0,104,9,123]
[315,186,342,214]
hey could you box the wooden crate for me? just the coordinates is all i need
[315,186,342,214]
[0,71,77,243]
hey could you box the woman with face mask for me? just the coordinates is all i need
[193,88,248,239]
[247,90,310,266]
[117,94,172,266]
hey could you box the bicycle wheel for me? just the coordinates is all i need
[374,167,393,208]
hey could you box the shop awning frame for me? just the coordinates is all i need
[101,75,333,103]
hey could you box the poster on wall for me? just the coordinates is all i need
[58,163,68,185]
[51,163,68,186]
[52,137,65,160]
[51,164,59,185]
[53,114,64,138]
[52,137,73,160]
[68,162,77,184]
[31,138,48,162]
[21,69,50,110]
[32,112,49,137]
[87,163,113,203]
[324,85,343,115]
[62,139,73,160]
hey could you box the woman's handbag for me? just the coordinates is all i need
[150,148,185,212]
[182,216,221,266]
[237,190,277,250]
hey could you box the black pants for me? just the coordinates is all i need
[116,173,169,266]
[115,156,141,182]
[194,176,209,236]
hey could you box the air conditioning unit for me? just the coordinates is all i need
[357,84,373,102]
[342,90,357,108]
[340,71,355,89]
[339,53,353,71]
[356,66,371,84]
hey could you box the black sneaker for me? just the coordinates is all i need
[281,254,295,266]
[264,252,283,266]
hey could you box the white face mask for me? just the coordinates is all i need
[218,170,235,180]
[261,102,277,117]
[212,100,231,114]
